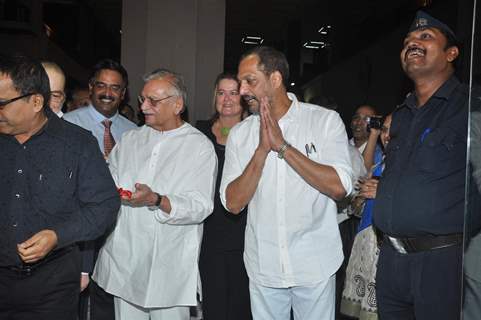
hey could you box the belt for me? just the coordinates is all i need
[0,245,74,276]
[385,233,462,254]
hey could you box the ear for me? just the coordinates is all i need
[120,87,126,100]
[32,94,44,113]
[269,71,284,89]
[88,82,94,95]
[174,97,184,115]
[446,46,459,63]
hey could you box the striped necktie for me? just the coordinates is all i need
[102,119,116,157]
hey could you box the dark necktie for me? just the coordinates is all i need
[102,119,116,157]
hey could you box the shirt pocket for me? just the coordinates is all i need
[29,166,77,213]
[416,128,465,174]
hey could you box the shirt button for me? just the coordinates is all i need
[23,146,27,149]
[17,169,23,174]
[12,222,17,227]
[15,193,21,198]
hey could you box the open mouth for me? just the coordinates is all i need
[405,47,426,60]
[242,95,258,104]
[98,95,115,103]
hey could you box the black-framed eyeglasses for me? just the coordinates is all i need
[92,81,124,93]
[138,95,174,107]
[0,92,36,109]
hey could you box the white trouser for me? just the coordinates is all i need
[114,296,190,320]
[249,275,336,320]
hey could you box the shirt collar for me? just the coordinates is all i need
[281,92,299,122]
[87,104,120,123]
[403,75,460,110]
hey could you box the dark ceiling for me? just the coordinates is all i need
[39,0,460,86]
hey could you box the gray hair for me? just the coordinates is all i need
[143,68,187,110]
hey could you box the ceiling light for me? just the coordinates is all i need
[241,36,264,45]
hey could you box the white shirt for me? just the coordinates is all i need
[63,105,137,154]
[220,93,353,288]
[92,123,217,308]
[349,138,367,154]
[337,145,366,224]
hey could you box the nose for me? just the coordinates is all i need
[239,81,249,96]
[140,100,150,112]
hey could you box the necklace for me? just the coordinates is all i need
[220,126,230,137]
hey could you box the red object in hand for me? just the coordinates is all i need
[117,187,133,199]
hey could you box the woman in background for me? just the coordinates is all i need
[196,73,251,320]
[341,114,392,320]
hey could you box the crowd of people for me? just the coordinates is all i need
[0,10,474,320]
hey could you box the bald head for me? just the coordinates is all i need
[42,62,66,115]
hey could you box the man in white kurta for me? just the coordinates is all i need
[220,46,352,320]
[93,68,217,320]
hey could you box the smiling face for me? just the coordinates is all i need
[140,77,183,132]
[351,105,375,144]
[215,78,242,119]
[400,27,459,80]
[89,69,126,118]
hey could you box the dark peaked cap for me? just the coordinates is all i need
[408,11,457,42]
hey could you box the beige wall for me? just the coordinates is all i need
[121,0,226,123]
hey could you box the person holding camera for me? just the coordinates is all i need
[341,114,392,320]
[349,105,384,171]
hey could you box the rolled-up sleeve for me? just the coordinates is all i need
[320,112,353,196]
[219,127,244,213]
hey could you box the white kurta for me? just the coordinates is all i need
[92,123,217,308]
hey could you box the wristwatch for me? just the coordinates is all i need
[277,141,291,159]
[154,193,163,207]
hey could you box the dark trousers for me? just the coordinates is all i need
[199,250,252,320]
[376,241,462,320]
[90,279,115,320]
[0,247,80,320]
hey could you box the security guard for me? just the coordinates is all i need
[373,11,466,319]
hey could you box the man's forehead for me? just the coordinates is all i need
[144,78,173,92]
[355,105,375,115]
[0,73,15,90]
[238,55,261,74]
[405,26,442,38]
[96,69,123,83]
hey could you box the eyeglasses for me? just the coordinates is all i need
[92,81,124,93]
[138,95,174,107]
[50,91,66,101]
[0,92,36,109]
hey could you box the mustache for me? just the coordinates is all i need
[241,95,258,103]
[405,46,426,58]
[98,94,115,101]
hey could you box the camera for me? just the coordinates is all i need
[366,116,384,131]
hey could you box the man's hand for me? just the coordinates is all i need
[123,183,157,207]
[17,229,58,263]
[80,274,90,292]
[260,97,285,151]
[258,98,272,155]
[359,178,379,199]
